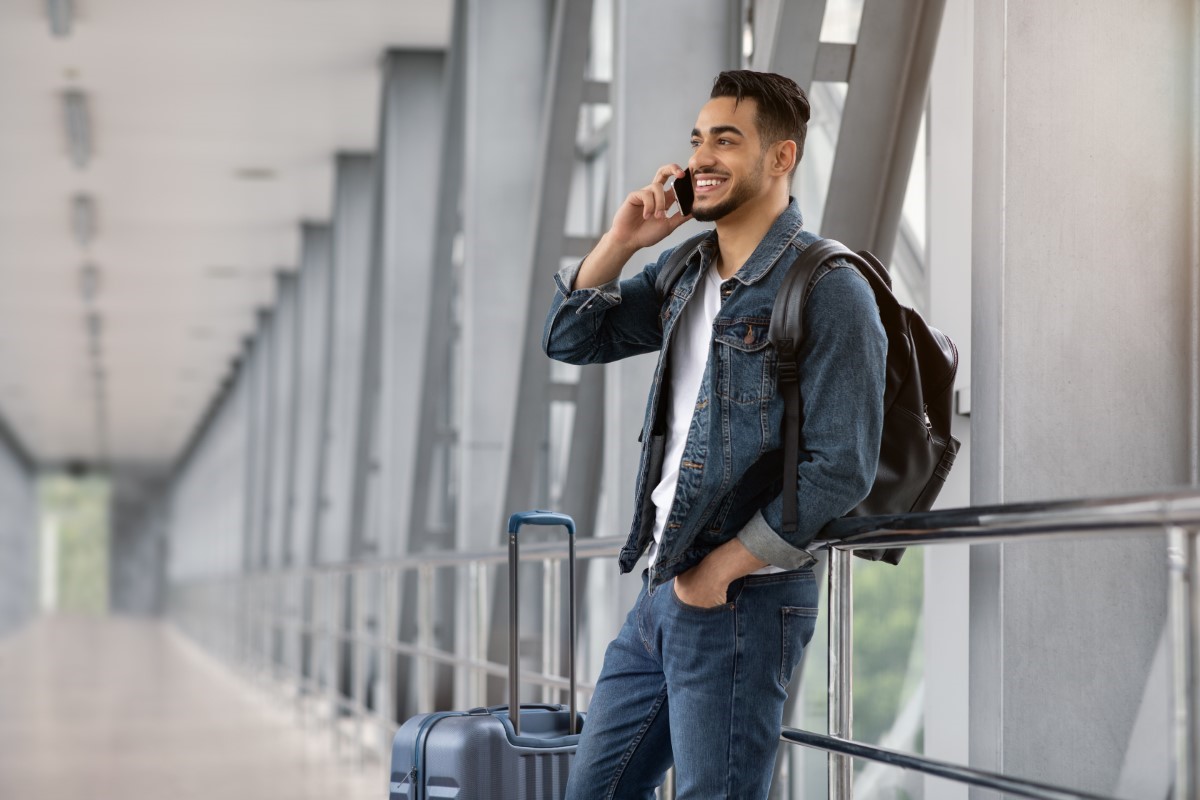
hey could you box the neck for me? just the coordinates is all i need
[712,189,790,280]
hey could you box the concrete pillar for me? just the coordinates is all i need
[970,1,1197,795]
[315,154,375,564]
[374,49,449,559]
[922,1,973,796]
[289,224,333,568]
[458,0,550,553]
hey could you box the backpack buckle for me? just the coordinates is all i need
[777,358,798,384]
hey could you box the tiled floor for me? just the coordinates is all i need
[0,616,381,800]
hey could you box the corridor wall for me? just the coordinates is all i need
[0,420,37,637]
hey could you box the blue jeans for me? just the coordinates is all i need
[566,568,819,799]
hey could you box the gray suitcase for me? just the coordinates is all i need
[389,510,583,799]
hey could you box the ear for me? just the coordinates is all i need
[770,140,797,177]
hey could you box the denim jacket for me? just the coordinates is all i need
[542,200,887,588]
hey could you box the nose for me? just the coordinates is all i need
[688,143,716,173]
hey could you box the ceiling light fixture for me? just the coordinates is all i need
[80,263,100,302]
[46,0,73,38]
[62,89,90,169]
[234,167,276,181]
[71,193,96,246]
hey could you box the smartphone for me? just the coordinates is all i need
[673,168,694,216]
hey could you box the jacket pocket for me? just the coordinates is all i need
[713,318,774,405]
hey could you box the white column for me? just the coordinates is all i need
[970,1,1196,795]
[922,1,973,797]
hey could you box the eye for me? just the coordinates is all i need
[718,138,734,146]
[689,139,701,149]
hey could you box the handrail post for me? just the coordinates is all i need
[352,570,366,769]
[380,568,397,764]
[828,546,853,799]
[327,572,340,753]
[418,564,435,713]
[1169,526,1199,800]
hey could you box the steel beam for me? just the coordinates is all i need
[255,309,277,571]
[458,0,552,707]
[349,46,456,720]
[358,48,452,563]
[501,0,596,541]
[402,16,464,562]
[241,312,272,574]
[820,0,947,259]
[313,154,375,564]
[761,0,830,88]
[290,224,335,569]
[458,0,550,553]
[261,274,299,569]
[277,273,304,568]
[604,0,735,548]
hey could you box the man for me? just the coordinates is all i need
[543,71,886,799]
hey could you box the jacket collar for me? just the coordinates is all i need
[694,198,805,286]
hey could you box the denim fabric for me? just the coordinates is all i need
[543,200,887,588]
[564,569,819,800]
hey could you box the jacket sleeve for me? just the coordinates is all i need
[737,264,888,568]
[542,248,676,365]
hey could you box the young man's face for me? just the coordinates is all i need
[687,96,770,222]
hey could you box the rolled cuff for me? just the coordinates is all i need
[737,510,817,570]
[554,261,622,313]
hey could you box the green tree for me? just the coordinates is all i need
[852,551,923,748]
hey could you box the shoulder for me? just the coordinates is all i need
[805,260,879,327]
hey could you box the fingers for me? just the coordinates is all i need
[667,206,693,229]
[654,163,686,185]
[648,163,686,219]
[644,164,687,219]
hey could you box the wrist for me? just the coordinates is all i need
[708,538,768,582]
[597,231,639,263]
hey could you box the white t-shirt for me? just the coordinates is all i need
[647,261,779,575]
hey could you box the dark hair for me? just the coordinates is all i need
[710,70,810,170]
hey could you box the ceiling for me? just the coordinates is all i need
[0,0,450,466]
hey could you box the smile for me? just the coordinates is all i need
[694,176,727,193]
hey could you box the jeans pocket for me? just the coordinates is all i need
[669,580,735,615]
[779,606,818,688]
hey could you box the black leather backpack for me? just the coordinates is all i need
[656,234,960,564]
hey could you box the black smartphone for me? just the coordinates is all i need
[673,168,694,216]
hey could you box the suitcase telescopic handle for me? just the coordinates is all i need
[508,510,576,536]
[506,510,578,737]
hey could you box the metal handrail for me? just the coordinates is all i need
[168,535,626,782]
[800,488,1200,800]
[242,535,626,575]
[780,727,1113,800]
[810,491,1200,551]
[169,490,1200,798]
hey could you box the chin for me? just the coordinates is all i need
[692,199,737,222]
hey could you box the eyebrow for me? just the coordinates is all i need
[690,125,746,139]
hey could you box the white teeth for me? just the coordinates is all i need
[696,178,725,187]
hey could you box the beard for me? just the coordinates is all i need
[690,157,765,222]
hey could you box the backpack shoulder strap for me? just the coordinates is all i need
[653,231,712,299]
[767,238,859,355]
[767,237,860,536]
